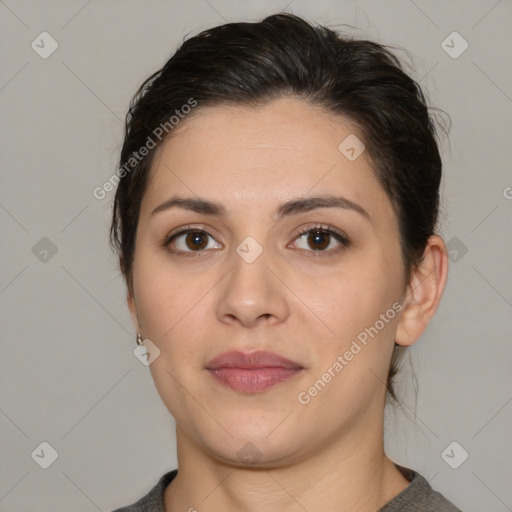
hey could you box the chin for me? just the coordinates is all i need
[184,413,310,467]
[208,434,307,469]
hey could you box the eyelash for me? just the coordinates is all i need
[162,224,350,259]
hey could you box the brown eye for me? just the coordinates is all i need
[184,231,209,250]
[291,226,349,255]
[307,230,331,251]
[166,228,222,254]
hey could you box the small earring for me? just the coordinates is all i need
[136,332,143,345]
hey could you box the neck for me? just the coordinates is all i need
[164,415,409,512]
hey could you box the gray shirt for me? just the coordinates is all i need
[112,465,462,511]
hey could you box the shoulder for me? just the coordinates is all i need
[380,466,462,512]
[111,470,177,512]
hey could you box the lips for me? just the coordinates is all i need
[205,351,304,393]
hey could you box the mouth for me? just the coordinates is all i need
[205,351,304,393]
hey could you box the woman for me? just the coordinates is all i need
[110,13,460,512]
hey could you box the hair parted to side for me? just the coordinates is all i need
[110,12,449,405]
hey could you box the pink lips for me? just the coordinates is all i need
[206,351,304,393]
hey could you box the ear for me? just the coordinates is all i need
[127,290,141,334]
[395,235,449,347]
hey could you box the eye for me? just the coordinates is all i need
[164,227,222,255]
[289,225,349,255]
[162,224,349,257]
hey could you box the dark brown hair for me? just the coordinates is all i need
[110,13,448,404]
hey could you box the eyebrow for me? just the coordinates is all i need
[151,194,371,223]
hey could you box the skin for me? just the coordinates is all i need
[127,97,448,512]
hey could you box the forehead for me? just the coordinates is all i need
[140,97,390,222]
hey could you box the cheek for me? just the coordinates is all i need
[134,261,210,420]
[303,252,404,403]
[313,260,401,338]
[132,249,202,338]
[132,251,214,390]
[302,295,401,420]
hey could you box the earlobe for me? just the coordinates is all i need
[395,235,449,347]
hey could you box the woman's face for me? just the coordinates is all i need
[128,97,407,466]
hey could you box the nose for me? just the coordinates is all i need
[215,245,290,329]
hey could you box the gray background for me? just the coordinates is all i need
[1,1,511,511]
